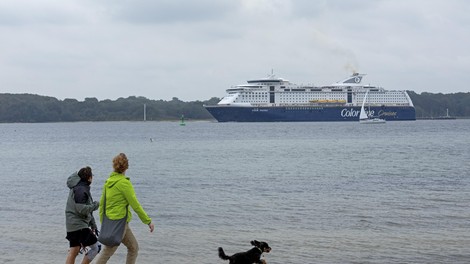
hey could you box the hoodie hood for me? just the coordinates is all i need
[67,172,81,189]
[65,171,98,232]
[104,171,129,188]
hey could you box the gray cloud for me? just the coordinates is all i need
[95,0,239,24]
[0,1,93,25]
[0,0,469,101]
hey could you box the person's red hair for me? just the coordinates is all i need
[113,153,129,173]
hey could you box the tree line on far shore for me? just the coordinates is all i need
[407,91,470,118]
[0,94,219,122]
[0,91,469,123]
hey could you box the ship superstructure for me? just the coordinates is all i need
[204,73,415,122]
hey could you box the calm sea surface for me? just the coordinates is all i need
[0,120,469,264]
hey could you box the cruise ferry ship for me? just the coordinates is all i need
[203,73,416,122]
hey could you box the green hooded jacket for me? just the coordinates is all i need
[99,172,152,225]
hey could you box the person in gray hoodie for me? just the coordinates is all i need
[65,166,100,264]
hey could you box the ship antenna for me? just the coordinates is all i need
[268,69,275,78]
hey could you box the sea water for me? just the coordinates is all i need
[0,120,469,263]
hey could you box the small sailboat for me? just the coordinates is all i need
[359,90,386,124]
[180,114,186,126]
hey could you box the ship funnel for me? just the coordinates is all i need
[336,73,365,84]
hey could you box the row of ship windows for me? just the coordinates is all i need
[238,99,408,103]
[240,96,406,101]
[285,107,323,110]
[242,95,347,99]
[240,93,404,97]
[238,94,406,101]
[241,94,268,97]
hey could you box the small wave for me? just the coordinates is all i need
[0,207,34,213]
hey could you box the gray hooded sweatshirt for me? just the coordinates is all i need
[65,172,99,232]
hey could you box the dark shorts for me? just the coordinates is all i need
[66,228,97,248]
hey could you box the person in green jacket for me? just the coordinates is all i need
[95,153,155,264]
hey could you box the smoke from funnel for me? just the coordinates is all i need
[344,62,358,74]
[311,29,359,74]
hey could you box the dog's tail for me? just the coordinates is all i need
[218,247,230,260]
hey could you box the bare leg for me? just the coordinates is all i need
[66,246,80,264]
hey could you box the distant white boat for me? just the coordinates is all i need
[360,90,386,124]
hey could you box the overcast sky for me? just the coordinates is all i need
[1,0,469,101]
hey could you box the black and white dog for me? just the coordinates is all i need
[218,240,271,264]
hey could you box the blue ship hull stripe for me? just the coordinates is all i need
[204,106,416,122]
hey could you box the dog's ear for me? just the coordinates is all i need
[251,240,260,246]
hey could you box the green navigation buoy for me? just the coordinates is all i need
[180,114,186,126]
